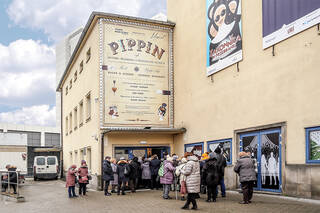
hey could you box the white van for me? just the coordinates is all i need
[33,156,59,180]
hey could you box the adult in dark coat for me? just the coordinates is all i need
[150,155,161,190]
[234,152,257,204]
[129,157,140,192]
[202,154,220,202]
[214,147,227,197]
[117,157,130,195]
[103,156,114,196]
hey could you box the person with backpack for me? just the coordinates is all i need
[117,157,130,195]
[160,156,175,199]
[203,153,220,202]
[175,157,188,200]
[150,154,161,190]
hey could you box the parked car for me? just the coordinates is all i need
[33,156,59,180]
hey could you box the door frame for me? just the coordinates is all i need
[235,122,286,193]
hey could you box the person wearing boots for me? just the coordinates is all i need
[110,159,118,193]
[103,156,114,196]
[214,147,227,197]
[129,157,140,192]
[181,153,201,210]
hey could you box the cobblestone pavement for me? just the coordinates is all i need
[1,180,320,213]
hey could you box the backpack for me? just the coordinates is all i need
[124,165,129,175]
[158,162,164,177]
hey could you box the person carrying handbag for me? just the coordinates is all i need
[175,157,188,201]
[78,160,89,196]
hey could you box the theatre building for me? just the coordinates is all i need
[57,0,320,199]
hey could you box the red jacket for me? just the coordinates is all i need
[78,166,89,183]
[66,168,77,187]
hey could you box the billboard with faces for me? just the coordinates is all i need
[206,0,242,76]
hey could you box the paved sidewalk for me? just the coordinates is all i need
[1,180,320,213]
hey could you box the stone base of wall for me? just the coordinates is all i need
[284,164,320,199]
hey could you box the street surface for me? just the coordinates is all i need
[1,180,320,213]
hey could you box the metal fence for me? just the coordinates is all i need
[0,170,25,202]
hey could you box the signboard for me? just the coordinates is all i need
[206,0,242,76]
[102,19,172,127]
[185,143,204,160]
[263,0,320,49]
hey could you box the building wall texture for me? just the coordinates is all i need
[168,0,320,199]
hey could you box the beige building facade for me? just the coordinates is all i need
[57,1,320,199]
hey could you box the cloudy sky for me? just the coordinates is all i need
[0,0,166,127]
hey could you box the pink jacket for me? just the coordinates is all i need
[66,168,77,187]
[78,166,89,183]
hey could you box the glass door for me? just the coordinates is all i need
[240,129,282,192]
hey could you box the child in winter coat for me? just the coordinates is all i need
[66,165,78,198]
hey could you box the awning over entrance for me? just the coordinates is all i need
[101,127,186,135]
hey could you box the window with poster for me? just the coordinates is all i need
[184,142,204,160]
[306,126,320,163]
[207,138,232,165]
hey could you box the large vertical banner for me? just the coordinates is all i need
[263,0,320,49]
[102,19,172,127]
[206,0,242,76]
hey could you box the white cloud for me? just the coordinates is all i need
[0,39,56,107]
[0,105,56,127]
[7,0,159,42]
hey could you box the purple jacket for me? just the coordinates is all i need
[160,160,175,184]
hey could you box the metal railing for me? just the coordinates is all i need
[0,170,25,202]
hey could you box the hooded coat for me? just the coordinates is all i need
[66,166,77,187]
[234,155,257,183]
[181,155,200,193]
[160,160,175,184]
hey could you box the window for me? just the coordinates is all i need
[74,151,78,165]
[79,100,84,126]
[184,142,204,160]
[65,117,69,135]
[47,157,56,165]
[27,132,41,146]
[80,60,83,73]
[45,133,60,147]
[74,71,78,82]
[69,152,73,165]
[306,126,320,163]
[85,92,91,122]
[69,79,72,89]
[207,138,232,165]
[69,112,72,133]
[65,86,68,95]
[86,48,91,63]
[36,158,45,165]
[74,107,78,130]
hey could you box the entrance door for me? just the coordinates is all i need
[240,128,282,192]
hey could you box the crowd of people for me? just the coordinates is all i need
[65,148,257,210]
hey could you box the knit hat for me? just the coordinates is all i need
[181,157,188,164]
[166,156,173,162]
[71,164,77,169]
[201,153,209,161]
[120,157,125,161]
[81,160,86,165]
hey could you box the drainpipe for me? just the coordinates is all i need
[100,130,111,190]
[60,91,64,179]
